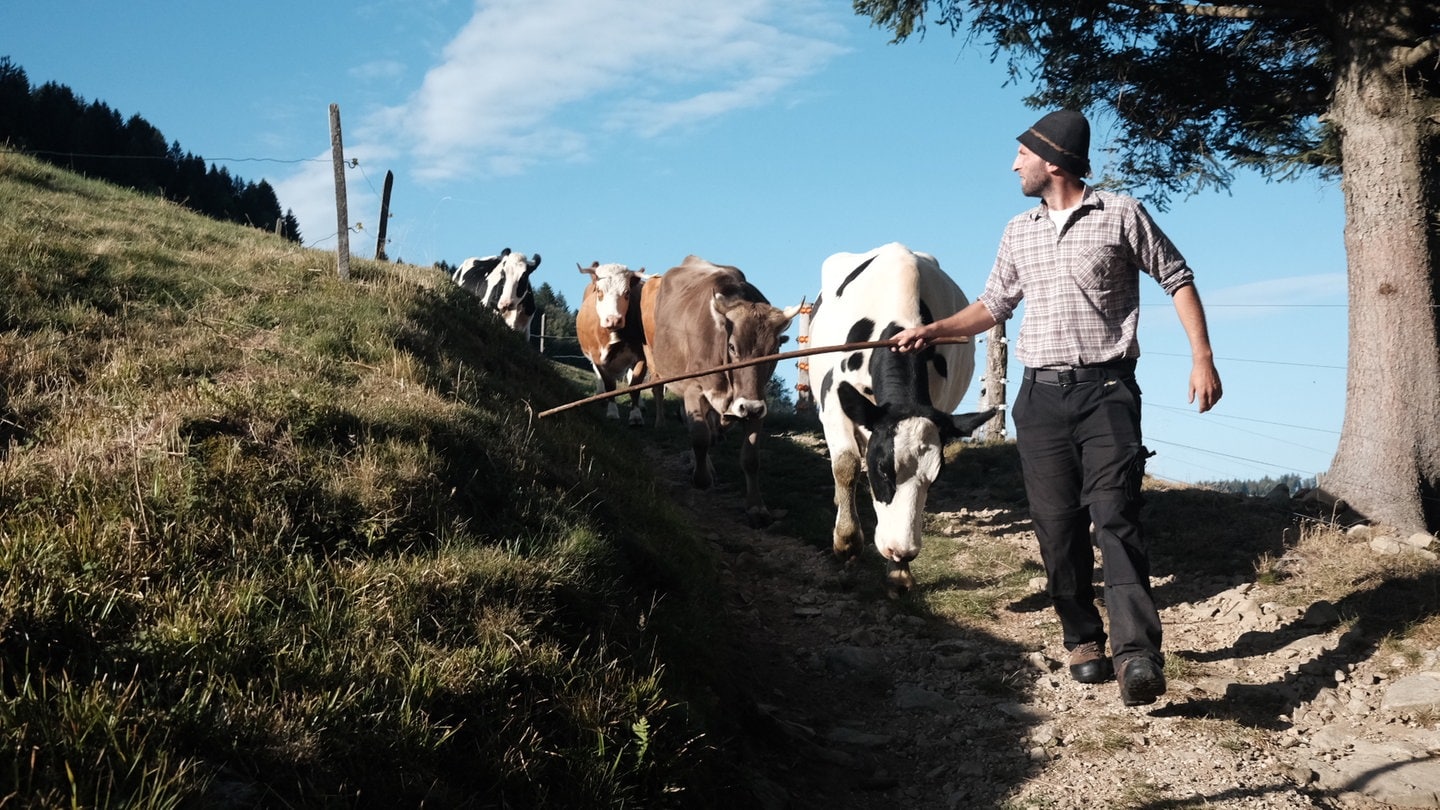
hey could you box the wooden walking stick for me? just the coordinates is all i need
[535,336,970,419]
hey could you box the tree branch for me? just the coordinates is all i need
[1389,33,1440,76]
[1105,0,1310,22]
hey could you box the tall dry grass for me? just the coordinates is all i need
[0,152,750,808]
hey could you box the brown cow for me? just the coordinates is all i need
[641,255,800,527]
[576,261,650,426]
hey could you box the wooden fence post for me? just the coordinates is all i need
[329,103,351,280]
[375,170,393,261]
[981,323,1008,441]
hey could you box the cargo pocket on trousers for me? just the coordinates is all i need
[1128,445,1157,504]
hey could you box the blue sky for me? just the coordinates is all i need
[6,1,1348,486]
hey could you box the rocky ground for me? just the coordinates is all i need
[652,426,1440,810]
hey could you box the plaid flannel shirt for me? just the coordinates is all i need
[976,187,1196,369]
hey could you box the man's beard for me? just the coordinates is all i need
[1020,172,1049,198]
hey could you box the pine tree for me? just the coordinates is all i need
[5,64,306,244]
[0,58,32,147]
[281,210,303,244]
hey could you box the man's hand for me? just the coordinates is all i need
[891,325,931,353]
[1189,360,1223,413]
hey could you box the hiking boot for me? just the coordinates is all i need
[1118,656,1167,706]
[1067,641,1113,684]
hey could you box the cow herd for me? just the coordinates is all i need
[452,242,993,593]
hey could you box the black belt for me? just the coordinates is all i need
[1024,360,1136,386]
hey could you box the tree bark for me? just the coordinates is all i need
[1321,3,1440,533]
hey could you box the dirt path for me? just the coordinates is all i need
[651,426,1415,809]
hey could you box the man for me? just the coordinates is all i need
[893,110,1223,706]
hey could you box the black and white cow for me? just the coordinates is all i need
[453,248,542,334]
[809,242,993,593]
[452,253,504,299]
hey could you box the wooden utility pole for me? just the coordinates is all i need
[375,170,393,261]
[328,103,351,280]
[981,323,1008,441]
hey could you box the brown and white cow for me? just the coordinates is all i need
[809,242,994,593]
[453,248,541,334]
[641,255,800,527]
[576,261,650,426]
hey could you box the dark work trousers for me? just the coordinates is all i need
[1012,366,1161,668]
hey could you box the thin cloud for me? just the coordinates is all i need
[279,0,850,246]
[273,156,341,247]
[1206,273,1346,318]
[349,59,407,83]
[386,0,849,181]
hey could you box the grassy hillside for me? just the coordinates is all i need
[0,152,756,808]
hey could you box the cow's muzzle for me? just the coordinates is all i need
[722,399,767,423]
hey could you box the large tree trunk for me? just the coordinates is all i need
[1321,5,1440,534]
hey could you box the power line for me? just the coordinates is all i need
[204,156,328,165]
[1203,303,1348,308]
[1142,301,1438,312]
[9,147,326,165]
[1146,437,1319,474]
[1148,401,1340,436]
[1144,349,1345,370]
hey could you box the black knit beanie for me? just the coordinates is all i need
[1017,110,1091,177]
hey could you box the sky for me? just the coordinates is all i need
[5,1,1350,487]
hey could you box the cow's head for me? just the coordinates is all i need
[579,261,644,337]
[837,379,993,568]
[486,251,541,331]
[707,293,802,423]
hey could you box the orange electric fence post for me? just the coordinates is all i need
[795,300,814,411]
